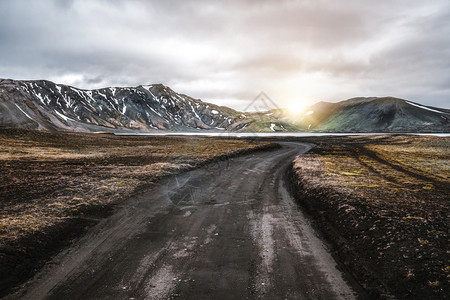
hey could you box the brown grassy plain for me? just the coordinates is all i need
[291,135,449,299]
[0,128,276,296]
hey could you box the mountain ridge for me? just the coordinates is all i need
[0,79,245,132]
[1,78,449,133]
[308,96,450,132]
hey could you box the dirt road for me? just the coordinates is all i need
[9,142,357,300]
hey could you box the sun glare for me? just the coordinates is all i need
[287,101,305,114]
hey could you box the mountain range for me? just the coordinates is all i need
[0,79,449,133]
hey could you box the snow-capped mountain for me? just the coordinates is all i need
[1,79,449,133]
[0,79,242,132]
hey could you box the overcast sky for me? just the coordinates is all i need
[1,0,449,111]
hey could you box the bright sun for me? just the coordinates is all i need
[287,101,305,114]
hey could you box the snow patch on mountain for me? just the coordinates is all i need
[55,85,62,94]
[406,101,444,114]
[54,110,74,122]
[15,104,33,120]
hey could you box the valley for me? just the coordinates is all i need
[0,79,449,299]
[0,129,448,299]
[2,1,449,299]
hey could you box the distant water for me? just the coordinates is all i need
[114,132,450,137]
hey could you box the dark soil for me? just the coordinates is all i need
[288,135,449,299]
[0,127,278,297]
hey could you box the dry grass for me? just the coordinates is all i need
[0,128,276,296]
[0,130,273,243]
[291,135,449,299]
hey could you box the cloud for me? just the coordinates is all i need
[0,0,449,110]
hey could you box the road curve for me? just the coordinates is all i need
[9,142,356,300]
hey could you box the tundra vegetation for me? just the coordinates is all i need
[291,135,449,299]
[0,128,275,296]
